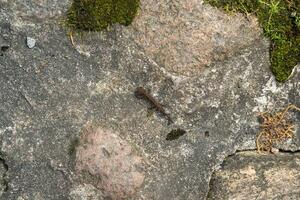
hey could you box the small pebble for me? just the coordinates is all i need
[26,37,36,48]
[271,147,279,154]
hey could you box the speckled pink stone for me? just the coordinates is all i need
[75,127,145,199]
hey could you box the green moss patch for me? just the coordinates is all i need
[66,0,140,32]
[205,0,300,82]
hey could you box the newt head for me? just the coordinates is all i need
[134,86,146,99]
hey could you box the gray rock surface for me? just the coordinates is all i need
[69,184,104,200]
[0,0,299,199]
[0,158,7,196]
[208,151,300,200]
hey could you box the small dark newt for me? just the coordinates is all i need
[135,87,173,124]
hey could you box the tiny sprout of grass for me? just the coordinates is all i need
[65,0,140,32]
[204,0,300,82]
[256,104,300,152]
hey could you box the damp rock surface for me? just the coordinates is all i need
[0,0,299,199]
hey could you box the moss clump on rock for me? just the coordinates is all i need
[66,0,140,32]
[205,0,300,82]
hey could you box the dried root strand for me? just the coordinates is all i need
[256,104,300,152]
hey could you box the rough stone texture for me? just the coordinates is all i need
[0,159,7,196]
[75,126,145,199]
[123,0,262,77]
[69,184,104,200]
[1,0,69,27]
[0,0,299,199]
[208,151,300,200]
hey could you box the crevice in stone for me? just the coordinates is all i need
[278,149,300,154]
[204,149,238,200]
[235,148,257,153]
[237,146,300,154]
[204,173,213,199]
[0,156,9,193]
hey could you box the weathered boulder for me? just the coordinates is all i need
[208,152,300,200]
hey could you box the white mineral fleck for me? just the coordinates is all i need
[26,37,36,49]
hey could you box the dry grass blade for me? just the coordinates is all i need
[256,104,300,152]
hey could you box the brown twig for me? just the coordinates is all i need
[69,31,75,47]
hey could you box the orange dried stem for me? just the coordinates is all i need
[256,104,300,152]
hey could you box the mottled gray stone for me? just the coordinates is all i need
[0,22,11,55]
[0,159,7,196]
[0,0,299,200]
[208,152,300,200]
[69,184,104,200]
[0,37,10,53]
